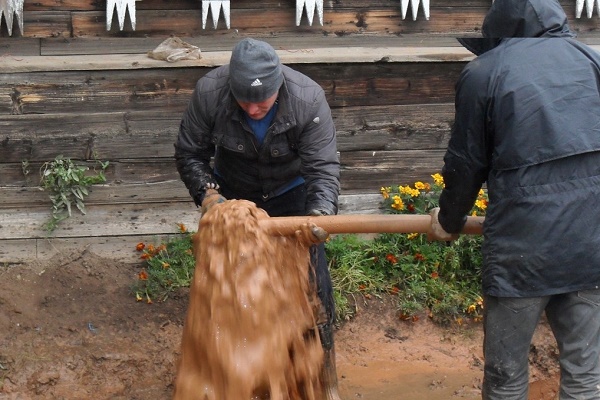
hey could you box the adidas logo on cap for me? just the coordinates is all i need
[251,78,263,87]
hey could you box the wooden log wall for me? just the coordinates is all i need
[1,0,599,262]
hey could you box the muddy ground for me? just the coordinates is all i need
[0,249,561,399]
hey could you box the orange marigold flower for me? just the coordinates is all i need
[358,284,367,291]
[390,286,399,295]
[407,203,416,213]
[136,242,145,251]
[386,253,398,264]
[431,271,439,279]
[147,244,156,254]
[140,253,151,260]
[414,253,425,262]
[162,262,170,269]
[178,223,187,233]
[138,270,148,280]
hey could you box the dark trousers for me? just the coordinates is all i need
[216,180,336,340]
[482,290,600,400]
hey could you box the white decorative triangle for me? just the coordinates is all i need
[0,0,24,36]
[201,0,230,29]
[296,0,324,26]
[576,0,599,18]
[401,0,430,20]
[107,0,137,31]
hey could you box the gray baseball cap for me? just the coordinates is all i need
[229,38,283,103]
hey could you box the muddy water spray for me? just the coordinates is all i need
[173,200,324,400]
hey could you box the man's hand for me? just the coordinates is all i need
[296,223,329,244]
[427,207,459,242]
[201,189,226,215]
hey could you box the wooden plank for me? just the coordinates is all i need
[0,104,453,164]
[0,57,467,115]
[0,192,383,263]
[0,38,41,56]
[0,179,191,208]
[334,103,454,151]
[0,192,384,240]
[40,35,467,56]
[1,46,475,73]
[69,8,487,39]
[0,147,447,208]
[339,149,447,192]
[0,201,200,240]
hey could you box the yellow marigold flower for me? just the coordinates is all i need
[162,262,170,269]
[467,304,477,314]
[391,195,405,211]
[431,173,444,187]
[475,199,488,210]
[414,181,426,190]
[380,186,391,200]
[407,233,419,240]
[478,189,485,197]
[135,292,142,302]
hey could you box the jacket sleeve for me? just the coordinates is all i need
[439,61,491,233]
[174,81,220,206]
[297,89,340,215]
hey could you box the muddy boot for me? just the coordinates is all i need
[318,323,342,400]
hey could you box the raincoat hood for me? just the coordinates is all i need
[459,0,575,55]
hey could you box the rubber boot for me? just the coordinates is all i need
[318,323,342,400]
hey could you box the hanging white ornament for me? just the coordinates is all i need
[296,0,323,26]
[0,0,24,36]
[107,0,137,31]
[201,0,230,29]
[576,0,599,18]
[401,0,430,21]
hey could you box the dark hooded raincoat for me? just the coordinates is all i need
[439,0,600,297]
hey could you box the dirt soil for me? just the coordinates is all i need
[0,249,562,400]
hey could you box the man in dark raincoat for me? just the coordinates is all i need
[428,0,600,398]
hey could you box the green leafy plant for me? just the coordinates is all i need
[39,155,109,233]
[132,224,196,304]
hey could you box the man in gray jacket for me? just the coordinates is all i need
[174,38,341,398]
[428,0,600,399]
